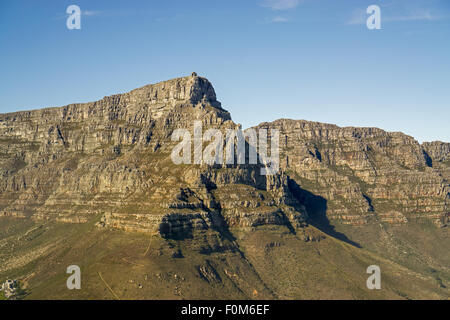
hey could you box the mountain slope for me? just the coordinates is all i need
[0,74,448,299]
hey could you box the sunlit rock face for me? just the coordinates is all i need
[0,74,306,235]
[257,119,449,226]
[0,74,448,237]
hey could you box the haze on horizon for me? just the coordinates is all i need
[0,0,449,143]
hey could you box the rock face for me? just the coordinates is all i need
[0,74,306,237]
[256,119,449,226]
[0,279,18,298]
[423,141,450,182]
[1,74,449,300]
[0,74,448,237]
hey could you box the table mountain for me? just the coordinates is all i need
[0,74,448,299]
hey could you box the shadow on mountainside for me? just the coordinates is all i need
[287,178,361,248]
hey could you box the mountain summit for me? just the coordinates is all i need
[0,74,448,299]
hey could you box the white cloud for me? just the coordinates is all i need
[347,8,366,25]
[272,16,289,22]
[261,0,300,11]
[82,10,102,16]
[384,10,441,22]
[347,7,445,25]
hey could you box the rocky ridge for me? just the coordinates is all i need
[0,74,306,238]
[256,119,449,226]
[0,74,448,239]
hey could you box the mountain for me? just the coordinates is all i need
[0,74,448,299]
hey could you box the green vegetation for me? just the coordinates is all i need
[0,214,448,300]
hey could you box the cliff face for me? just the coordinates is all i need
[257,119,449,226]
[0,74,306,238]
[1,74,449,300]
[0,75,448,235]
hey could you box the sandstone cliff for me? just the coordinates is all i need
[1,74,449,300]
[256,119,449,227]
[0,74,306,238]
[0,74,448,235]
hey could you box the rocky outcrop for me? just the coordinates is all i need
[0,74,448,236]
[0,74,306,236]
[423,141,450,183]
[257,119,449,226]
[423,141,450,163]
[0,279,18,299]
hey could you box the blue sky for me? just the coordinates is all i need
[0,0,449,143]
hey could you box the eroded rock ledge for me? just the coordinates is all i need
[0,74,448,236]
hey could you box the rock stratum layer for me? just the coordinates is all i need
[0,74,449,300]
[257,120,449,227]
[0,74,307,238]
[1,74,447,233]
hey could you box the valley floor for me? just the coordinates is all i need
[0,216,448,300]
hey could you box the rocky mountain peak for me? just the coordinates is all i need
[127,73,222,110]
[0,74,448,231]
[0,74,448,300]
